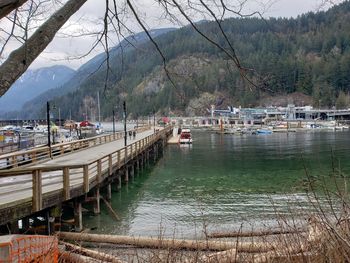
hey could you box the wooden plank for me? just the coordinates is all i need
[83,164,89,193]
[32,169,42,212]
[63,167,70,200]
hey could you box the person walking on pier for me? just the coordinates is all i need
[133,130,136,139]
[128,130,132,140]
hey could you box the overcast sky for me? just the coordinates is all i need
[28,0,342,70]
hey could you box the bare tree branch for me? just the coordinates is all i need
[0,0,87,96]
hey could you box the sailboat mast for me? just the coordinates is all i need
[97,91,101,122]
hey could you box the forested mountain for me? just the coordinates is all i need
[8,28,175,120]
[0,65,75,116]
[19,2,350,119]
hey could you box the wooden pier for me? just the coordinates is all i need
[0,125,172,233]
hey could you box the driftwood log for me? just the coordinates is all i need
[62,241,126,263]
[207,228,306,238]
[101,197,120,221]
[59,232,276,252]
[59,250,100,262]
[205,218,328,263]
[200,248,238,263]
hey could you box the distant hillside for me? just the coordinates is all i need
[18,28,176,119]
[19,2,350,119]
[0,65,75,116]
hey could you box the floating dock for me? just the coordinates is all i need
[168,135,180,144]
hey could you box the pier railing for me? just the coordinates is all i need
[0,126,171,215]
[0,126,150,170]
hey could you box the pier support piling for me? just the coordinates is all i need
[147,151,150,166]
[10,220,19,234]
[116,173,121,190]
[74,201,83,232]
[93,188,100,215]
[130,164,134,180]
[106,184,112,201]
[136,159,140,174]
[140,155,144,170]
[124,168,129,182]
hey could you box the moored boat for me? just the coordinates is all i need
[179,128,193,144]
[257,129,273,134]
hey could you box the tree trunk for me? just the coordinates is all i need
[59,250,100,262]
[0,0,87,96]
[101,197,120,221]
[0,0,28,19]
[59,232,275,252]
[200,248,238,263]
[207,228,306,238]
[62,242,126,263]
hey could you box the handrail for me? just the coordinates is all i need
[0,125,172,214]
[0,126,150,170]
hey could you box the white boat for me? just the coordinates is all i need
[179,128,192,144]
[257,129,273,134]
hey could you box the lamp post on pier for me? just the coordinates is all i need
[112,109,115,137]
[46,101,52,158]
[123,101,127,147]
[153,110,156,134]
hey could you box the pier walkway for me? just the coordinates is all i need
[0,126,172,229]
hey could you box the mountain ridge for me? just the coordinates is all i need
[0,65,75,115]
[4,2,350,119]
[7,27,176,120]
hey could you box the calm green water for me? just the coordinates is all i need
[84,130,350,238]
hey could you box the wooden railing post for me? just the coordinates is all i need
[83,165,89,193]
[117,150,121,165]
[31,152,37,163]
[60,146,64,155]
[108,154,112,175]
[12,156,18,168]
[63,167,70,200]
[32,169,42,212]
[97,160,102,183]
